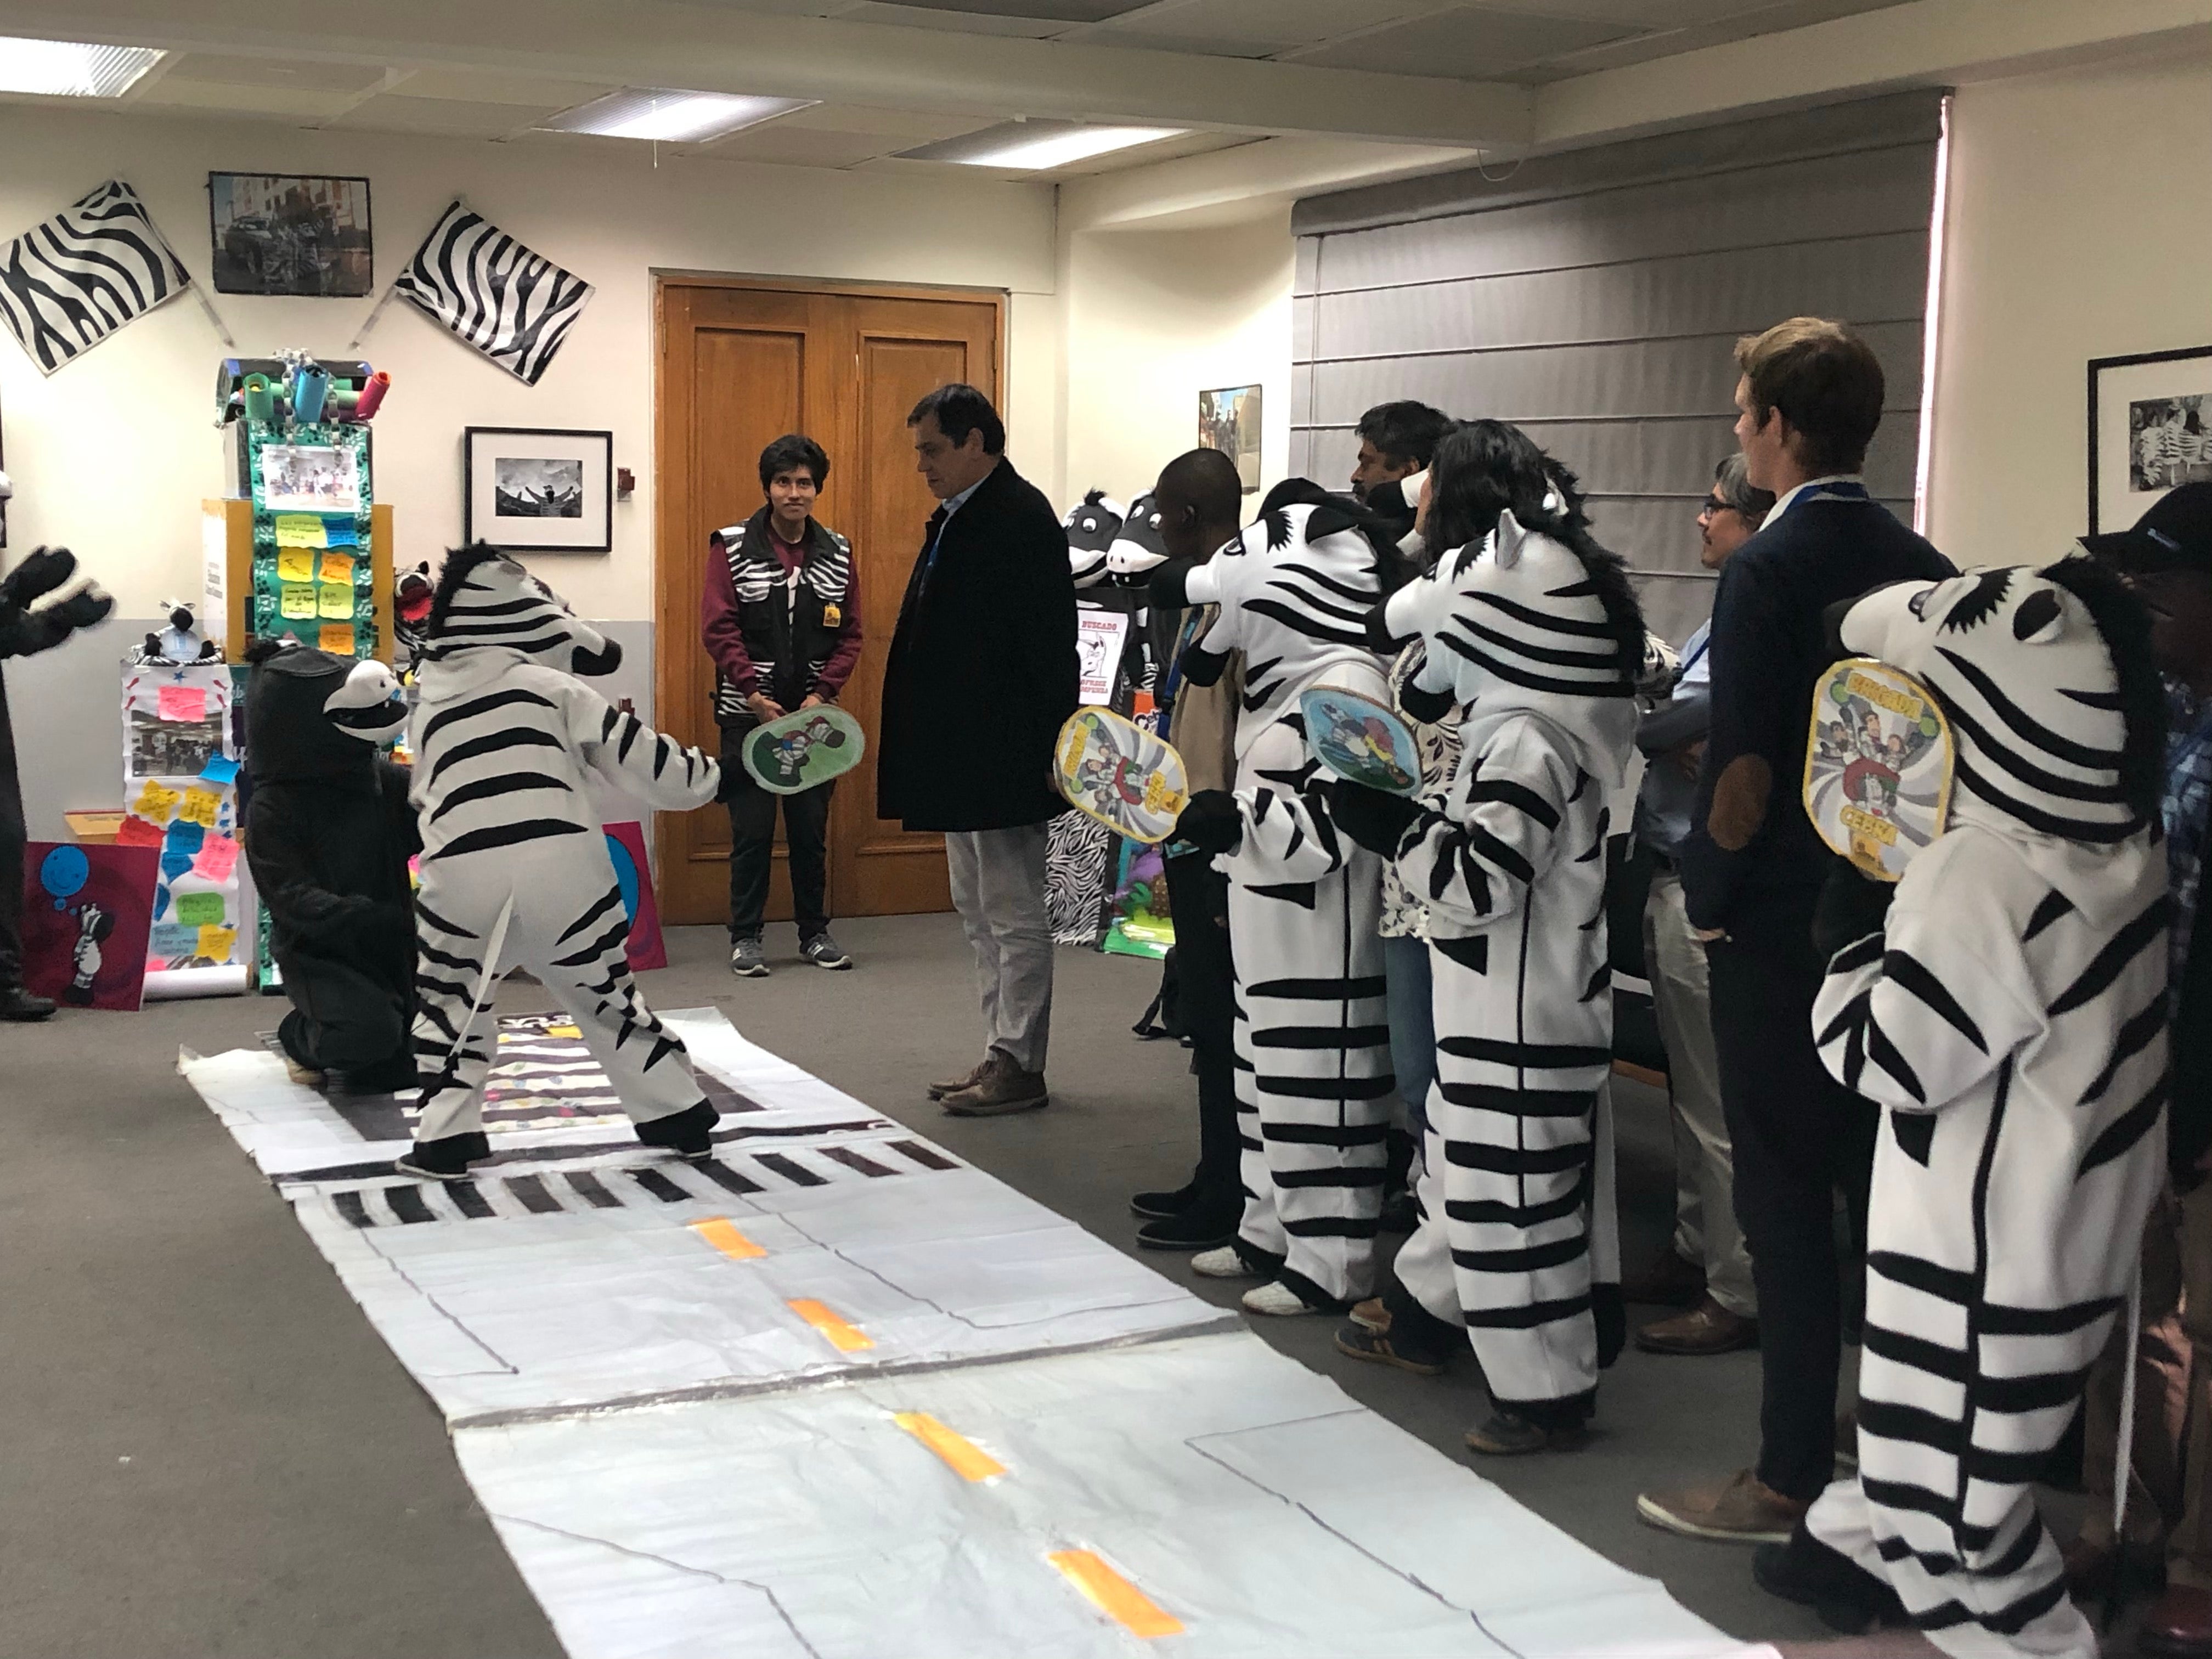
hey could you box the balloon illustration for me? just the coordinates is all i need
[40,844,88,910]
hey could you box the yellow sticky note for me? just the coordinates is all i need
[319,551,354,584]
[318,623,356,654]
[196,924,237,961]
[178,787,220,828]
[275,546,314,582]
[689,1217,766,1260]
[274,514,327,549]
[280,583,316,620]
[132,780,180,822]
[318,582,354,620]
[894,1413,1006,1482]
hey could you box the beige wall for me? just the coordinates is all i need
[1927,50,2212,566]
[0,105,1056,619]
[1057,209,1294,512]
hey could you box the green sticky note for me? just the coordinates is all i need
[174,891,226,927]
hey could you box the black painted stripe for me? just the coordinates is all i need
[890,1139,957,1171]
[755,1152,828,1188]
[386,1185,436,1224]
[565,1170,623,1209]
[690,1158,764,1195]
[505,1174,563,1214]
[630,1167,693,1203]
[821,1146,896,1177]
[332,1190,374,1228]
[448,1181,495,1219]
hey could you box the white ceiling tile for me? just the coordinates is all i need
[330,94,555,138]
[162,52,390,94]
[1050,129,1255,170]
[1082,0,1435,49]
[773,102,998,140]
[831,2,1081,34]
[137,79,342,117]
[1288,5,1646,75]
[1701,0,1916,41]
[1487,0,1769,23]
[849,0,1152,19]
[693,125,896,166]
[1086,29,1278,57]
[390,67,619,106]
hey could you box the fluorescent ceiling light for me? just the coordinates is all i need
[900,119,1184,172]
[0,36,163,98]
[538,88,814,144]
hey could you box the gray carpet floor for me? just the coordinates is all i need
[0,912,2102,1656]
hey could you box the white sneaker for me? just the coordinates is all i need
[1243,1280,1321,1317]
[1191,1245,1255,1279]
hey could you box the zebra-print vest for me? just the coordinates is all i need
[710,510,853,723]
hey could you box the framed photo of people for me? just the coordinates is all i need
[463,427,613,551]
[207,172,372,298]
[2088,344,2212,532]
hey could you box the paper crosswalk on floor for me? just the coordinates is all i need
[184,1008,1753,1658]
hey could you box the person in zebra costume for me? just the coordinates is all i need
[1328,499,1644,1455]
[1157,483,1403,1316]
[397,545,724,1180]
[1748,557,2172,1658]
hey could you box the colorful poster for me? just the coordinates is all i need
[123,662,251,994]
[20,842,159,1010]
[1052,708,1187,844]
[1301,685,1420,796]
[1101,838,1173,960]
[601,822,668,974]
[1803,658,1954,883]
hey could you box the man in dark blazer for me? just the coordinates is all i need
[879,383,1077,1116]
[1638,318,1953,1549]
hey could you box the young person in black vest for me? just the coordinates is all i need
[1639,317,1953,1546]
[702,433,862,977]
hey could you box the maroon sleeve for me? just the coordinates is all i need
[812,552,863,698]
[701,531,757,696]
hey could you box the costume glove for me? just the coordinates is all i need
[0,544,77,610]
[1323,779,1421,856]
[1811,859,1895,960]
[1172,790,1243,856]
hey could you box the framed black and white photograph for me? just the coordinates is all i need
[464,427,613,551]
[208,172,372,298]
[2088,345,2212,532]
[1199,384,1262,494]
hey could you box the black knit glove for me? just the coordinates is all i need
[49,584,114,632]
[1812,860,1896,960]
[1323,779,1421,856]
[0,544,77,611]
[1173,790,1243,856]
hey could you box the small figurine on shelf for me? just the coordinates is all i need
[394,562,434,661]
[137,598,219,665]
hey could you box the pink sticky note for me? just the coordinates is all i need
[192,833,241,883]
[157,684,208,723]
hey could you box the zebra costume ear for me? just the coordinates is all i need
[1492,509,1529,570]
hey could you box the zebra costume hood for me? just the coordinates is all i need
[1105,492,1169,579]
[1806,556,2170,1658]
[1171,494,1395,758]
[244,640,408,787]
[421,543,623,678]
[1062,490,1124,590]
[1378,509,1641,789]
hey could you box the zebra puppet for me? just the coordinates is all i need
[396,545,724,1180]
[1763,559,2170,1658]
[1155,484,1401,1316]
[1327,506,1642,1450]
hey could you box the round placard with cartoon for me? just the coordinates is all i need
[1802,658,1955,882]
[1300,685,1420,797]
[741,706,866,795]
[1052,708,1188,843]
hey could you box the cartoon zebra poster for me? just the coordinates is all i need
[0,181,193,374]
[391,202,594,386]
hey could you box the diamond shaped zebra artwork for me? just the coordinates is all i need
[392,201,594,385]
[0,180,194,374]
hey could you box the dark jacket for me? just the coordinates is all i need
[877,458,1077,832]
[1680,486,1953,932]
[2177,904,2210,1189]
[701,507,861,724]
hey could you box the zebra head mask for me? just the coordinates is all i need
[245,640,408,787]
[1063,490,1125,590]
[1832,558,2166,851]
[1160,493,1391,750]
[1379,509,1643,785]
[424,543,622,676]
[1105,492,1169,580]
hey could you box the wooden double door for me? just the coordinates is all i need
[654,278,1002,927]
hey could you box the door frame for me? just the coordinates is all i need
[650,270,1011,918]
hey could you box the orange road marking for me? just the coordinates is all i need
[787,1298,872,1352]
[1048,1550,1183,1638]
[894,1412,1006,1481]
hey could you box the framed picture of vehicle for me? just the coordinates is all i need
[464,427,614,552]
[208,172,372,297]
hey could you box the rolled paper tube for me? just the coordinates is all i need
[241,375,275,422]
[292,365,330,424]
[326,388,362,413]
[351,371,390,421]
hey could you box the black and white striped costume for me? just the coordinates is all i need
[1805,562,2170,1659]
[1176,496,1396,1308]
[406,547,721,1157]
[1371,509,1640,1417]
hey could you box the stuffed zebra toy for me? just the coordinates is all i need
[1331,507,1642,1438]
[1785,558,2170,1656]
[397,545,724,1180]
[1063,490,1124,590]
[1157,485,1397,1316]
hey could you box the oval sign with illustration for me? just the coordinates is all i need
[1803,658,1955,882]
[1053,708,1188,844]
[1301,685,1421,797]
[741,706,866,795]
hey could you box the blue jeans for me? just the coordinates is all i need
[1383,933,1435,1141]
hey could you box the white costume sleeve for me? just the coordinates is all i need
[1229,712,1351,884]
[1395,718,1575,934]
[561,680,721,810]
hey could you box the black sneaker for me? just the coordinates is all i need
[636,1100,719,1161]
[1135,1197,1240,1251]
[1335,1317,1454,1375]
[1131,1180,1200,1221]
[730,936,769,978]
[394,1131,492,1181]
[799,930,853,970]
[0,984,57,1022]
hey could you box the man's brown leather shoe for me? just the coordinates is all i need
[1637,1468,1808,1543]
[927,1058,989,1100]
[2142,1585,2212,1658]
[1635,1294,1759,1355]
[941,1053,1049,1117]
